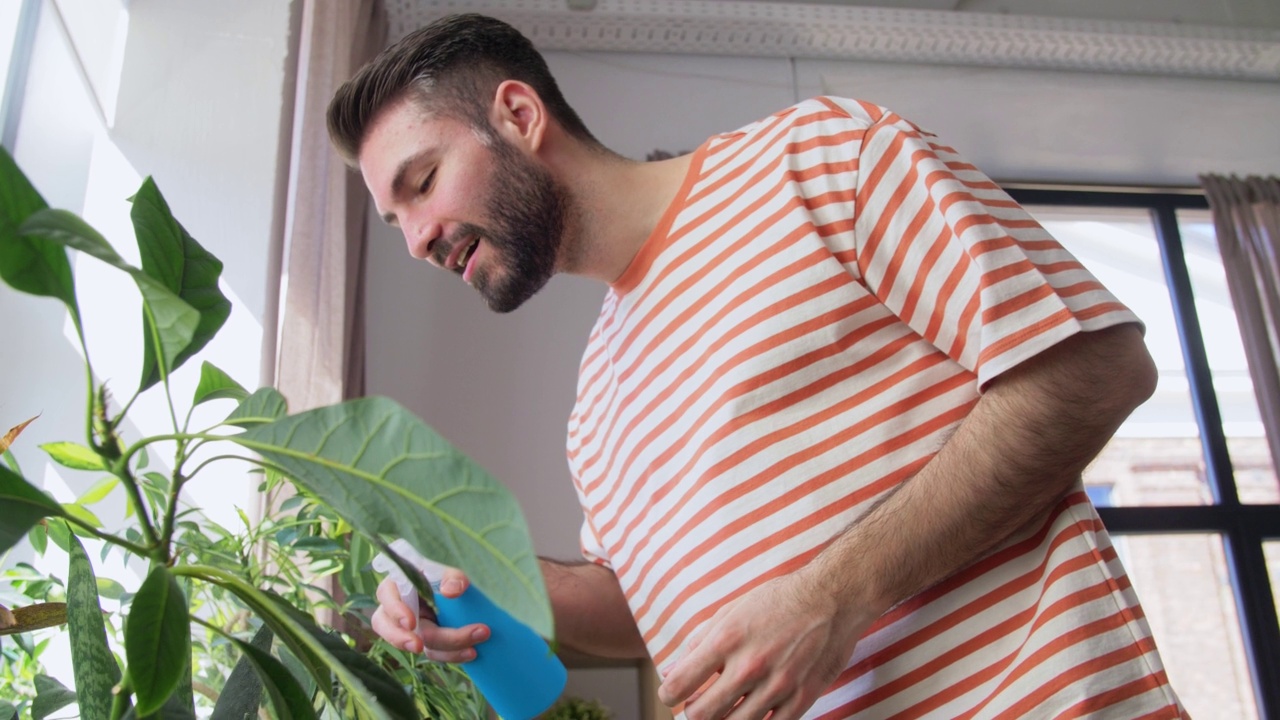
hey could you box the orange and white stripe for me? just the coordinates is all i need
[565,97,1185,718]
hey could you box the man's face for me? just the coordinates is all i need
[360,98,566,313]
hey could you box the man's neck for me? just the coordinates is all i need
[548,140,695,285]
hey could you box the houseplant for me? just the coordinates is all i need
[0,145,551,719]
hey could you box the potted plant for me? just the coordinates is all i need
[0,146,551,719]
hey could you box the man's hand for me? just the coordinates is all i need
[369,570,490,663]
[657,569,874,720]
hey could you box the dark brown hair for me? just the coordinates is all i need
[326,13,599,165]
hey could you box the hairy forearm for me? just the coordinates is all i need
[810,324,1156,618]
[541,557,648,659]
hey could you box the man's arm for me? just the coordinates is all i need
[543,558,648,659]
[657,324,1158,720]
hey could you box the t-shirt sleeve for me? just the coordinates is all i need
[848,107,1140,388]
[579,518,612,568]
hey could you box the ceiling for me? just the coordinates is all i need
[384,0,1280,81]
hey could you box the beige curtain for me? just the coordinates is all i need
[276,0,387,410]
[268,0,386,635]
[1199,174,1280,469]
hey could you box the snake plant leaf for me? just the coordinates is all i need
[32,674,78,720]
[193,361,249,407]
[235,396,553,638]
[19,208,199,387]
[224,388,288,428]
[0,147,80,328]
[0,464,65,554]
[67,534,120,720]
[132,179,231,392]
[125,566,191,717]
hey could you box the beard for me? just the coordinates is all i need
[465,135,568,313]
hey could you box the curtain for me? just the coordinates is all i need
[276,0,386,411]
[268,0,386,635]
[1199,174,1280,470]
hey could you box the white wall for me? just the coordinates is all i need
[363,48,1280,718]
[1,0,294,688]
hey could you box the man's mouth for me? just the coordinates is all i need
[455,236,480,282]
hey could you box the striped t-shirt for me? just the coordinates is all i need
[566,97,1185,718]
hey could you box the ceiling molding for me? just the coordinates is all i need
[383,0,1280,81]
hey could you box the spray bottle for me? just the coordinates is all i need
[372,540,567,719]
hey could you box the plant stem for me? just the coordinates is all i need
[62,515,152,557]
[110,671,133,720]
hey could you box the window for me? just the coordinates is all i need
[0,0,36,150]
[1008,187,1280,719]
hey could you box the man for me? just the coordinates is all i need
[329,13,1186,720]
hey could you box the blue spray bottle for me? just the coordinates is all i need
[374,540,567,720]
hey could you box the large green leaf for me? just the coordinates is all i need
[0,464,64,554]
[0,146,80,326]
[66,534,120,720]
[210,625,317,720]
[132,179,231,392]
[126,566,191,717]
[32,674,78,720]
[235,396,552,638]
[19,208,199,386]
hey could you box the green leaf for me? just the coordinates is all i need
[19,208,199,388]
[126,567,190,717]
[66,534,120,720]
[0,700,15,720]
[180,568,411,720]
[211,624,318,720]
[46,518,73,553]
[132,179,232,392]
[209,623,270,720]
[193,361,249,407]
[61,504,104,529]
[235,396,553,638]
[3,448,22,475]
[0,464,64,554]
[29,521,49,554]
[0,146,80,327]
[96,577,127,600]
[40,441,105,471]
[32,674,78,720]
[78,476,120,505]
[224,388,288,428]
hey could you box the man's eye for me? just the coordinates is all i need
[419,171,436,194]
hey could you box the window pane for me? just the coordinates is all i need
[0,0,22,104]
[1026,205,1211,506]
[1119,534,1258,720]
[1177,209,1279,505]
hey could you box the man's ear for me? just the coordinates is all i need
[490,80,547,153]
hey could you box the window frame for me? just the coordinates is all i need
[1006,186,1280,718]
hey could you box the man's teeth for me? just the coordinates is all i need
[457,238,478,270]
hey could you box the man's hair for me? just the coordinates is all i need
[327,13,599,165]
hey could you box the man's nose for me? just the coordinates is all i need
[405,222,441,264]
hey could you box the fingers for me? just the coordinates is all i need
[436,566,470,598]
[371,576,489,662]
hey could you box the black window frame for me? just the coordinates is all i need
[1006,186,1280,719]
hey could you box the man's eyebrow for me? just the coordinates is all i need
[390,149,434,199]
